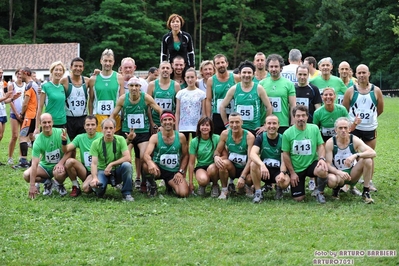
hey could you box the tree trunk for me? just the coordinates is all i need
[192,0,198,68]
[234,20,243,67]
[9,0,13,39]
[33,0,37,43]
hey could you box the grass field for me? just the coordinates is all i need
[1,98,398,265]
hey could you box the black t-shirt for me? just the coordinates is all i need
[294,83,322,123]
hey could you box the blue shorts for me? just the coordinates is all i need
[0,116,7,124]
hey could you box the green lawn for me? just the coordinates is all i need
[1,98,398,265]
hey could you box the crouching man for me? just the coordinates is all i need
[89,118,134,201]
[250,115,290,203]
[24,113,71,199]
[142,111,189,198]
[325,117,376,203]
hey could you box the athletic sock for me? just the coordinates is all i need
[317,177,327,192]
[72,180,79,187]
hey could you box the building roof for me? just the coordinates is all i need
[0,43,80,71]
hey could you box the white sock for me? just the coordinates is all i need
[72,180,79,187]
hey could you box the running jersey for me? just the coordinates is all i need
[42,81,67,125]
[10,82,25,114]
[152,80,177,126]
[295,83,322,123]
[211,73,235,114]
[332,134,357,171]
[226,129,248,169]
[281,64,299,83]
[24,81,39,119]
[349,85,378,131]
[32,128,68,169]
[310,75,347,105]
[93,71,119,115]
[282,124,324,172]
[71,132,103,171]
[189,134,220,167]
[234,83,261,130]
[66,76,88,117]
[153,131,181,172]
[259,76,296,127]
[313,104,349,137]
[198,78,207,93]
[257,132,282,168]
[122,92,149,134]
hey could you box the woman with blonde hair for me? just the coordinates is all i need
[35,61,67,131]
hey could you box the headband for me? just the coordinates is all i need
[239,61,255,72]
[160,113,176,121]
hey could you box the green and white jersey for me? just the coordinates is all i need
[153,131,181,172]
[66,76,88,117]
[72,132,103,171]
[122,92,149,134]
[332,134,357,171]
[93,71,119,115]
[282,124,324,172]
[152,80,177,126]
[348,85,378,131]
[226,129,249,169]
[32,128,68,169]
[259,76,296,127]
[212,73,235,114]
[234,83,262,130]
[41,82,67,125]
[313,104,349,137]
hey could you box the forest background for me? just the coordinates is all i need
[2,0,399,90]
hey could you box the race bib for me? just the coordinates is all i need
[83,151,92,168]
[127,114,144,129]
[357,109,374,124]
[236,105,254,121]
[292,139,312,155]
[334,154,353,171]
[263,158,280,168]
[160,154,178,169]
[217,99,234,114]
[45,149,61,164]
[228,152,247,167]
[269,97,281,112]
[155,98,172,111]
[321,127,335,137]
[296,97,309,107]
[97,100,114,115]
[67,95,86,114]
[337,95,344,105]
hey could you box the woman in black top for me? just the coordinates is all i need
[161,14,195,69]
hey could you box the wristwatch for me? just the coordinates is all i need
[178,169,185,175]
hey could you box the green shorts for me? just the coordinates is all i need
[39,163,54,178]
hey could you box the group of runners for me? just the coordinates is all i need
[0,45,383,204]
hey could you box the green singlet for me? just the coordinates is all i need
[122,92,149,134]
[153,131,181,172]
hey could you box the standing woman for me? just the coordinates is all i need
[161,14,195,70]
[7,69,26,165]
[188,117,221,197]
[175,68,206,141]
[35,61,67,131]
